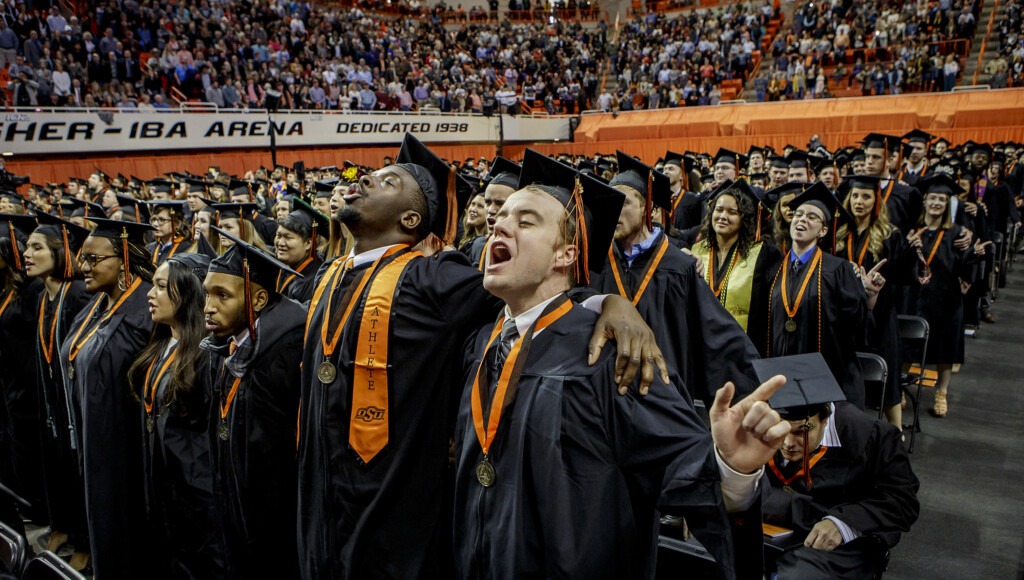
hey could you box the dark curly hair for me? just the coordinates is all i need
[697,186,760,259]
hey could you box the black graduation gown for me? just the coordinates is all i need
[587,231,761,407]
[672,190,705,231]
[980,180,1020,235]
[279,255,323,304]
[882,181,922,234]
[762,403,920,574]
[453,301,736,580]
[142,343,226,580]
[36,280,91,541]
[0,280,46,521]
[59,283,154,579]
[899,166,928,188]
[767,250,869,409]
[846,228,917,407]
[297,250,501,580]
[193,234,219,259]
[147,238,194,266]
[902,225,974,364]
[200,295,305,580]
[467,234,487,266]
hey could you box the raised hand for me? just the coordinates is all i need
[710,376,790,475]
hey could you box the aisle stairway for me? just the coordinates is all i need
[960,0,999,85]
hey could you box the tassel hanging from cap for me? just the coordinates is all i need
[803,427,813,487]
[243,258,256,339]
[309,222,319,259]
[570,176,589,285]
[644,170,654,231]
[831,215,838,255]
[9,224,21,271]
[442,166,458,246]
[755,205,762,242]
[121,228,133,287]
[61,226,75,279]
[248,184,254,203]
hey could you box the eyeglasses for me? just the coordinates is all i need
[77,254,119,267]
[792,210,824,224]
[150,217,171,226]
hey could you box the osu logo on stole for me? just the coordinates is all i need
[355,406,386,423]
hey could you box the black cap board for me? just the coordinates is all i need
[186,179,209,194]
[516,149,624,284]
[212,202,259,223]
[788,182,855,230]
[313,180,339,197]
[713,148,744,170]
[287,197,330,255]
[115,194,149,223]
[229,179,254,200]
[664,150,694,172]
[0,214,37,242]
[209,226,300,289]
[166,252,211,282]
[484,156,522,189]
[86,217,155,244]
[786,150,812,170]
[753,353,846,419]
[903,129,934,145]
[768,156,789,170]
[917,174,964,197]
[610,150,672,215]
[394,133,474,244]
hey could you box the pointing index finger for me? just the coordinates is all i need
[735,375,787,413]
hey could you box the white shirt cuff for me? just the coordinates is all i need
[715,447,762,513]
[580,294,608,314]
[824,516,861,544]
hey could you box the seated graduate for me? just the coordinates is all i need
[146,200,194,265]
[589,152,761,406]
[200,228,306,578]
[755,354,920,580]
[454,150,792,580]
[273,198,327,303]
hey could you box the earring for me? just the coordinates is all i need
[118,270,128,291]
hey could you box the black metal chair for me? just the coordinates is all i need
[20,552,87,580]
[898,315,930,453]
[857,352,888,421]
[0,521,26,576]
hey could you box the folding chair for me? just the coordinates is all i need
[898,315,930,453]
[0,520,27,575]
[856,352,888,421]
[20,552,87,580]
[990,231,1004,297]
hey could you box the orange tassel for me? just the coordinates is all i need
[121,228,133,287]
[756,205,762,242]
[243,258,256,338]
[310,223,318,259]
[571,177,589,285]
[644,170,654,231]
[9,224,20,271]
[443,166,458,246]
[61,226,74,279]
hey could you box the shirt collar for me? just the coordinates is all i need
[349,243,401,268]
[790,245,816,264]
[501,293,564,346]
[821,403,842,448]
[622,227,661,265]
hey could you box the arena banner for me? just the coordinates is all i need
[1,110,572,155]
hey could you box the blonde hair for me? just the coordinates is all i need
[836,187,895,261]
[212,218,267,255]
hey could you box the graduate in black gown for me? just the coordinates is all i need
[227,178,279,247]
[200,228,305,579]
[23,213,93,567]
[835,175,917,429]
[589,154,760,407]
[273,199,327,303]
[454,149,793,580]
[0,215,47,523]
[296,136,666,580]
[666,151,703,231]
[59,218,156,578]
[468,156,521,265]
[754,355,920,580]
[903,175,977,418]
[861,134,923,235]
[146,200,193,266]
[131,253,226,579]
[690,181,785,359]
[766,184,872,409]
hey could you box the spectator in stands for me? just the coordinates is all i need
[0,19,17,69]
[943,53,960,91]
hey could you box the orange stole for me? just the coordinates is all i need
[348,250,422,463]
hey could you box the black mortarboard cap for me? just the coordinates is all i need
[186,178,210,194]
[810,155,837,174]
[149,178,174,194]
[610,150,672,222]
[34,212,89,278]
[786,150,812,170]
[917,174,964,197]
[967,142,993,158]
[517,149,624,284]
[903,129,934,145]
[934,137,951,147]
[147,199,188,214]
[212,202,259,223]
[753,353,846,420]
[229,179,254,200]
[115,194,149,223]
[166,252,211,282]
[713,148,744,169]
[768,155,789,169]
[788,182,854,229]
[664,150,691,171]
[394,133,474,244]
[484,156,522,189]
[841,174,884,191]
[86,217,156,285]
[748,145,765,157]
[313,180,339,197]
[0,213,36,270]
[57,197,105,220]
[766,181,805,201]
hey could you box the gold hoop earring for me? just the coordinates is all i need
[118,271,128,292]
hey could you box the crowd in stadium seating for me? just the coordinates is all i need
[755,0,978,101]
[989,0,1023,87]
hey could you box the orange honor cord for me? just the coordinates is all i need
[304,257,350,339]
[443,166,458,246]
[67,278,143,367]
[348,249,422,463]
[608,236,670,305]
[8,223,20,270]
[277,256,314,294]
[847,234,870,266]
[143,347,178,419]
[0,291,12,321]
[708,244,741,299]
[471,297,573,461]
[38,283,70,365]
[780,248,822,321]
[769,446,828,487]
[923,228,945,267]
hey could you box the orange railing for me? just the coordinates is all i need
[973,0,1000,85]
